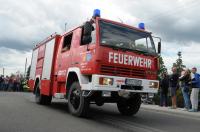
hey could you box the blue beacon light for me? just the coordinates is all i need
[138,23,145,30]
[93,9,101,18]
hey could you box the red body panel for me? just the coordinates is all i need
[28,18,159,96]
[28,35,61,95]
[41,80,51,96]
[95,47,157,80]
[28,80,34,91]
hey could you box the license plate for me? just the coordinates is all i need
[125,79,142,86]
[148,93,154,98]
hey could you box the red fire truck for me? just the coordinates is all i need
[28,9,161,117]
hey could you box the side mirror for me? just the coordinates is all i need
[82,36,92,45]
[81,21,94,45]
[152,36,162,54]
[158,42,161,54]
[83,21,94,36]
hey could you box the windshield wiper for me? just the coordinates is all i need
[101,44,121,50]
[101,44,154,55]
[134,48,157,56]
[116,47,150,55]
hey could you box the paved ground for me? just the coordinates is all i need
[0,92,200,132]
[141,104,200,118]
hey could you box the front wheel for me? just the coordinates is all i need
[68,82,90,117]
[117,94,141,116]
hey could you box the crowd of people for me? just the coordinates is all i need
[0,75,25,92]
[1,68,199,112]
[160,67,200,112]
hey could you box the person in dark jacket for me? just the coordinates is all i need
[160,72,169,107]
[169,67,179,109]
[179,68,191,110]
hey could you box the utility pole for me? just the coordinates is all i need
[65,23,67,32]
[24,58,27,78]
[3,68,4,77]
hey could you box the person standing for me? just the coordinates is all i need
[169,67,179,109]
[179,68,191,110]
[0,75,3,91]
[8,76,14,91]
[160,72,169,107]
[189,67,200,112]
[1,76,5,91]
[4,76,9,91]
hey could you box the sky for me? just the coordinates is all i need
[0,0,200,75]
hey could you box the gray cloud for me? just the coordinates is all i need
[0,39,32,51]
[113,0,200,45]
[0,0,200,50]
[1,0,200,75]
[0,0,88,51]
[148,14,200,44]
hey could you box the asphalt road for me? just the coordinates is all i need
[0,92,199,132]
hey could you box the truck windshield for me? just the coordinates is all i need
[99,20,156,54]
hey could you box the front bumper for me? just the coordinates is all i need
[81,74,159,93]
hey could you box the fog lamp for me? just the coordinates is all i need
[99,77,113,85]
[149,81,159,88]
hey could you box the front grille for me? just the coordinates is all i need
[100,65,145,78]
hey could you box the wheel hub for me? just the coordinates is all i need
[70,89,81,110]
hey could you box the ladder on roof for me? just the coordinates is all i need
[38,32,57,45]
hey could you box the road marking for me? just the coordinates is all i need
[94,114,167,132]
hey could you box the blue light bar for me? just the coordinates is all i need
[138,23,145,30]
[93,9,101,18]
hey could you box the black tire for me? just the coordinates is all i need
[35,83,52,105]
[68,82,90,117]
[117,94,141,116]
[95,101,104,106]
[44,95,52,105]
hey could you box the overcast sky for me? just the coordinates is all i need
[0,0,200,75]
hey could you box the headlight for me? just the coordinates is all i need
[99,77,114,85]
[149,81,159,88]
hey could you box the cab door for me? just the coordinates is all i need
[56,32,73,93]
[71,22,97,74]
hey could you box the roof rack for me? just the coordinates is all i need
[34,32,58,48]
[38,32,57,45]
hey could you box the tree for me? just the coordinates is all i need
[173,51,185,75]
[26,65,31,79]
[158,55,167,79]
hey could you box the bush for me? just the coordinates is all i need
[153,89,161,105]
[176,89,184,108]
[153,88,184,108]
[153,88,200,110]
[21,79,31,92]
